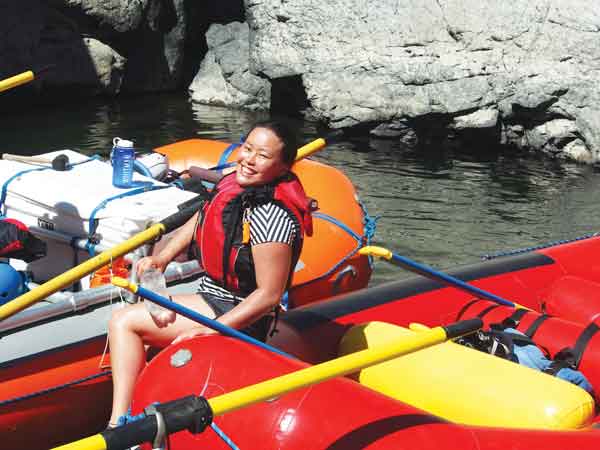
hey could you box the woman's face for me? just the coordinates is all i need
[236,127,288,187]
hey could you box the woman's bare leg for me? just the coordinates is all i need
[108,294,216,425]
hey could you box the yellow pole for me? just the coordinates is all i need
[208,325,448,415]
[53,434,107,450]
[296,137,326,160]
[0,224,165,320]
[0,71,35,94]
[53,320,480,450]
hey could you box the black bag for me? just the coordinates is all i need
[0,219,46,262]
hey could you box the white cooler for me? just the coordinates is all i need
[0,150,198,286]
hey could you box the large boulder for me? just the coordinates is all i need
[189,22,270,110]
[245,0,600,162]
[0,0,203,96]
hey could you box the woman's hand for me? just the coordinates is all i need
[171,325,217,345]
[136,255,169,277]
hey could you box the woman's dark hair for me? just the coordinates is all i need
[249,121,299,166]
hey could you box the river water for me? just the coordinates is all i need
[4,93,600,286]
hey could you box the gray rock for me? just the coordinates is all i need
[370,120,418,148]
[243,0,600,162]
[189,22,270,110]
[452,109,499,130]
[56,0,147,33]
[1,0,195,95]
[562,139,593,163]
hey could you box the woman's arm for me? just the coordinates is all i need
[136,211,200,275]
[172,242,292,343]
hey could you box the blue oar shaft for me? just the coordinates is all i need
[136,286,292,358]
[388,253,516,307]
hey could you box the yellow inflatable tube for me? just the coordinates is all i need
[339,321,595,430]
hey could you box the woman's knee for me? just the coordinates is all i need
[109,304,140,334]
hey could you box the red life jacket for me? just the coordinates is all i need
[196,172,314,296]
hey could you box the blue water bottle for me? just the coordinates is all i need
[111,137,135,188]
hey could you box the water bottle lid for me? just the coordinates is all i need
[113,137,134,148]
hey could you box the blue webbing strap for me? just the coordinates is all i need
[86,183,171,255]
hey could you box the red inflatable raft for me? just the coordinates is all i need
[129,234,600,449]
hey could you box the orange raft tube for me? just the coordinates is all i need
[156,139,374,307]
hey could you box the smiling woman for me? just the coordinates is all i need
[236,122,299,187]
[106,121,314,427]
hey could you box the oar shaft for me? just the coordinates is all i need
[296,137,326,160]
[0,70,34,93]
[113,278,292,358]
[0,224,163,321]
[209,325,446,415]
[360,246,519,308]
[392,252,516,307]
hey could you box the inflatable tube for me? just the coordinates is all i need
[154,139,373,307]
[338,321,594,429]
[132,336,479,450]
[542,276,600,324]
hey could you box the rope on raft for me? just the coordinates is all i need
[482,231,600,260]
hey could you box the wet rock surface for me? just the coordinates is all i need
[3,0,600,162]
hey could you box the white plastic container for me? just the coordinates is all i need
[140,268,175,327]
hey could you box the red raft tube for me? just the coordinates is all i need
[127,234,600,449]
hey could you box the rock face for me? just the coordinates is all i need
[189,22,270,110]
[238,0,600,162]
[4,0,600,163]
[0,0,205,95]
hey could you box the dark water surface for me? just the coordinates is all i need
[4,93,600,286]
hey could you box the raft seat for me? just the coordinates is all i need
[339,321,595,430]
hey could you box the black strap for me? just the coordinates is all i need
[572,322,600,368]
[523,314,550,338]
[544,348,578,375]
[500,308,530,329]
[477,304,502,319]
[456,299,481,320]
[508,308,530,324]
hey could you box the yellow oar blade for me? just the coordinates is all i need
[0,70,35,94]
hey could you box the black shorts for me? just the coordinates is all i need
[200,291,274,342]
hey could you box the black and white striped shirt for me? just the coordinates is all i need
[198,201,297,301]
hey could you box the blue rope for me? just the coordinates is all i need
[0,370,111,407]
[210,422,240,450]
[294,202,379,289]
[482,232,600,260]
